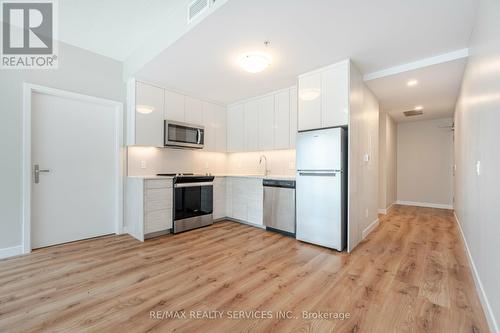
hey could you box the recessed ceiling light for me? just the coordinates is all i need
[238,52,272,73]
[414,105,424,111]
[407,79,418,87]
[136,105,154,114]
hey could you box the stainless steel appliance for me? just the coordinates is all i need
[157,173,214,233]
[263,179,296,236]
[164,120,204,149]
[296,127,347,251]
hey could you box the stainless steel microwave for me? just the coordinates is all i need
[164,120,204,149]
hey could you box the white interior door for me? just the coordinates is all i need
[31,92,119,249]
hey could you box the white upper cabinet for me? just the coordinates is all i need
[135,81,165,147]
[202,101,216,151]
[203,101,227,152]
[274,90,290,149]
[227,104,245,152]
[298,72,322,131]
[321,61,349,127]
[258,95,274,150]
[298,60,350,131]
[214,104,227,152]
[164,90,185,122]
[244,100,259,151]
[289,86,298,148]
[129,81,226,150]
[185,96,203,125]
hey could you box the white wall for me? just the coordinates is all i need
[397,118,454,208]
[127,147,295,177]
[378,111,397,212]
[348,62,380,251]
[0,42,125,251]
[454,0,500,330]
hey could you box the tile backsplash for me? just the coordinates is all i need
[127,147,296,176]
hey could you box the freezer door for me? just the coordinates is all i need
[296,127,343,171]
[296,171,343,250]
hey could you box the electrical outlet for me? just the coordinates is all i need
[140,160,147,169]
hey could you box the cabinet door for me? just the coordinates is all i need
[135,81,164,146]
[202,101,216,151]
[289,86,298,148]
[231,178,247,221]
[298,73,322,131]
[213,177,226,219]
[185,96,203,125]
[258,95,274,150]
[215,105,227,152]
[246,178,263,225]
[274,90,290,149]
[164,90,185,122]
[244,100,259,151]
[321,62,349,127]
[227,104,245,152]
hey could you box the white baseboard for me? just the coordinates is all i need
[454,212,499,333]
[396,200,453,210]
[362,218,379,239]
[378,203,394,215]
[0,245,23,260]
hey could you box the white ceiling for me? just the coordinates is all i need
[136,0,478,104]
[365,59,467,122]
[58,0,180,61]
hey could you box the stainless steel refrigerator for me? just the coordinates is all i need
[296,127,347,251]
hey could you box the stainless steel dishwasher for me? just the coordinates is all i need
[263,179,296,237]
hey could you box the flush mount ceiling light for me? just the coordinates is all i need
[136,105,154,114]
[414,105,424,111]
[239,52,272,73]
[299,88,321,101]
[407,79,418,87]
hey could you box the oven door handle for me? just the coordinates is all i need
[175,182,213,188]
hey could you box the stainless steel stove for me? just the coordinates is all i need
[157,173,215,233]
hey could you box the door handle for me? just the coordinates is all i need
[299,172,337,177]
[34,164,50,184]
[197,129,202,144]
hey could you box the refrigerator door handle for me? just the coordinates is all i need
[298,171,339,177]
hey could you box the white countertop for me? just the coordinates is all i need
[128,174,295,180]
[214,174,296,180]
[127,175,174,180]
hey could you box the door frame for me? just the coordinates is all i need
[22,83,124,254]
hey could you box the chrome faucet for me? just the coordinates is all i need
[259,155,270,176]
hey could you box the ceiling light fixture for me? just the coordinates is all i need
[239,52,272,73]
[414,105,424,111]
[407,79,418,87]
[136,105,154,114]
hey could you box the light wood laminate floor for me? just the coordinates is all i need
[0,206,489,332]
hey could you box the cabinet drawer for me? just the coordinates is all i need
[145,188,173,211]
[145,179,172,189]
[144,209,172,234]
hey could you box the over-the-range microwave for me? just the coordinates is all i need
[164,120,204,149]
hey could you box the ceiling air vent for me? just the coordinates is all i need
[404,110,424,117]
[188,0,209,23]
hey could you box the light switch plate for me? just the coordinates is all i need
[140,160,147,169]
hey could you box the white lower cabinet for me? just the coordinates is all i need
[213,177,226,220]
[225,177,263,226]
[126,177,173,241]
